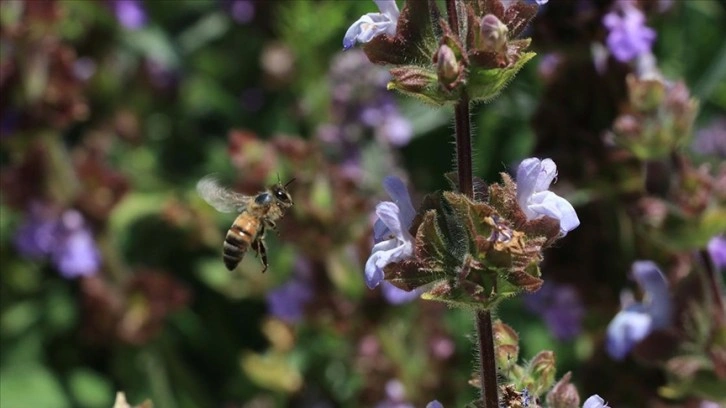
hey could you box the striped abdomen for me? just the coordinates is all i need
[223,213,260,270]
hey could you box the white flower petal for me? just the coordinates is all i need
[374,0,399,20]
[528,190,580,234]
[382,176,415,226]
[373,218,389,241]
[583,395,609,408]
[364,239,398,288]
[533,158,558,192]
[375,201,403,237]
[631,260,671,328]
[516,157,542,204]
[355,20,392,44]
[605,309,653,360]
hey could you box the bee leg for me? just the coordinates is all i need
[252,238,269,273]
[265,220,280,236]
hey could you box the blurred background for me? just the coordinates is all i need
[0,0,724,407]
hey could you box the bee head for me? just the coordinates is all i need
[271,182,293,207]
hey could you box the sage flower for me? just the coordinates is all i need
[14,203,101,279]
[343,0,399,50]
[516,158,580,235]
[603,0,656,62]
[606,261,671,360]
[365,176,415,289]
[583,395,610,408]
[708,235,726,270]
[111,0,147,30]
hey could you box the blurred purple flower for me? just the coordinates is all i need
[516,158,580,235]
[692,117,726,158]
[429,336,455,359]
[343,0,399,50]
[377,115,413,147]
[375,380,414,408]
[524,281,584,340]
[583,395,610,408]
[13,202,58,258]
[606,261,672,360]
[324,50,413,148]
[381,281,420,304]
[111,0,147,30]
[537,53,562,81]
[603,0,656,62]
[51,210,101,278]
[266,258,314,323]
[707,235,726,270]
[366,176,415,289]
[224,0,255,24]
[426,401,444,408]
[14,204,101,278]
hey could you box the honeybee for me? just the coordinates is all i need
[196,176,294,272]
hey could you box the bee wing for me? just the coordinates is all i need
[196,176,250,213]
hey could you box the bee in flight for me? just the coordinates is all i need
[196,176,294,272]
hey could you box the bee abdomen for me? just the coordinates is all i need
[223,224,255,270]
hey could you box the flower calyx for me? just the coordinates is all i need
[383,184,560,310]
[346,0,545,105]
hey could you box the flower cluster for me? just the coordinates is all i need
[365,158,579,309]
[343,0,547,104]
[602,0,656,63]
[14,203,101,279]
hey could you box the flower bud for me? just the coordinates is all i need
[435,44,460,89]
[494,320,520,371]
[526,350,556,395]
[479,14,508,52]
[546,372,581,408]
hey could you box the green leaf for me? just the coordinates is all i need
[68,369,114,408]
[468,51,537,103]
[0,364,70,408]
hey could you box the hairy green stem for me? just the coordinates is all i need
[445,0,497,406]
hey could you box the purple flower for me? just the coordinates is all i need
[692,117,726,158]
[13,204,101,278]
[266,258,314,323]
[606,261,672,360]
[603,0,656,62]
[524,281,584,341]
[377,115,413,147]
[583,395,610,408]
[375,380,414,408]
[516,158,580,235]
[707,235,726,270]
[343,0,399,50]
[51,211,101,278]
[426,401,444,408]
[224,0,255,24]
[111,0,147,30]
[366,176,415,289]
[381,281,420,304]
[13,203,58,258]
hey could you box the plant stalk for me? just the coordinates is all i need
[445,0,497,406]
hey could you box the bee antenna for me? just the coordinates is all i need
[284,178,296,188]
